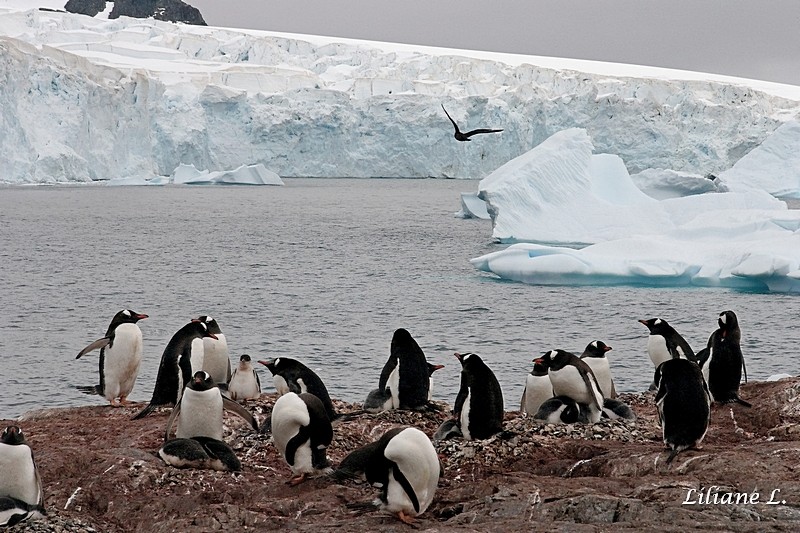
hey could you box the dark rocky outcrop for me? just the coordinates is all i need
[64,0,207,26]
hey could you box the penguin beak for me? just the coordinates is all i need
[533,358,544,364]
[432,364,445,371]
[604,345,612,352]
[637,319,647,326]
[136,313,149,320]
[454,352,463,362]
[258,359,273,367]
[207,333,218,340]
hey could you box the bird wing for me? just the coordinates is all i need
[76,337,110,359]
[463,128,503,137]
[254,369,261,391]
[163,400,183,442]
[222,397,259,432]
[441,104,460,134]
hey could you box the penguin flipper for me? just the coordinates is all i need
[345,501,378,515]
[391,462,420,514]
[76,337,110,359]
[76,385,102,396]
[222,397,259,432]
[730,395,752,408]
[163,401,183,441]
[132,402,157,420]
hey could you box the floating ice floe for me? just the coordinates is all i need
[471,128,800,293]
[454,192,490,219]
[107,163,284,186]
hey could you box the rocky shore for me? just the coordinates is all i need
[4,377,800,532]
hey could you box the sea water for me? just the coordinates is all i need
[1,179,798,420]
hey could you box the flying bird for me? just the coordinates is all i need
[441,104,503,141]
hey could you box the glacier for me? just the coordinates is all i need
[1,3,800,184]
[470,128,800,293]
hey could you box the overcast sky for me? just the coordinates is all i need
[189,0,800,86]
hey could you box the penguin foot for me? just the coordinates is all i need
[397,511,418,526]
[287,474,308,486]
[118,396,133,406]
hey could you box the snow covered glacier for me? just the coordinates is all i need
[1,3,800,183]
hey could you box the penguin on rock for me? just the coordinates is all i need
[520,356,554,416]
[227,354,261,402]
[639,318,697,390]
[377,329,434,410]
[448,352,504,440]
[699,310,751,407]
[541,349,604,423]
[654,358,712,464]
[534,396,589,424]
[76,309,148,407]
[0,426,45,527]
[197,316,231,385]
[271,392,334,485]
[259,357,338,421]
[132,319,217,420]
[336,427,441,525]
[579,340,617,398]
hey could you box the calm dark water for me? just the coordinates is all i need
[1,179,798,420]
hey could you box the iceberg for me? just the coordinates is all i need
[106,163,284,186]
[471,128,800,293]
[455,192,490,219]
[630,168,719,200]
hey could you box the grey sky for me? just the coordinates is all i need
[189,0,800,86]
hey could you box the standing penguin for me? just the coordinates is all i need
[640,318,696,390]
[377,329,432,410]
[336,427,440,525]
[197,316,231,385]
[541,349,604,423]
[426,362,445,401]
[520,356,554,416]
[654,358,711,464]
[271,392,333,485]
[0,426,45,527]
[159,371,258,472]
[76,309,148,407]
[579,340,617,398]
[228,354,261,402]
[259,357,337,421]
[452,352,504,440]
[132,320,217,420]
[700,310,751,407]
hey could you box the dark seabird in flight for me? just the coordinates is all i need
[441,104,503,141]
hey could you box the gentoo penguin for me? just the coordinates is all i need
[602,398,636,420]
[534,396,589,424]
[76,309,148,406]
[336,427,440,525]
[654,358,711,464]
[271,392,333,485]
[541,349,604,423]
[228,354,261,402]
[159,371,257,471]
[441,104,503,141]
[197,316,231,385]
[367,362,444,414]
[640,318,697,390]
[0,426,45,526]
[700,310,751,407]
[259,357,337,421]
[377,328,433,410]
[520,356,554,416]
[579,340,617,398]
[132,320,218,420]
[452,352,504,440]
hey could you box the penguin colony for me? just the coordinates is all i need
[0,310,754,526]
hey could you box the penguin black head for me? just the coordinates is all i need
[240,354,252,363]
[639,317,672,334]
[190,320,219,340]
[258,358,278,375]
[718,310,739,334]
[583,340,612,358]
[189,371,216,391]
[1,425,26,445]
[196,315,222,335]
[117,309,149,323]
[531,356,550,375]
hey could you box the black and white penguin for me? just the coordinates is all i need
[700,310,751,407]
[159,371,258,471]
[336,427,440,525]
[363,387,393,414]
[452,352,504,440]
[541,349,604,423]
[533,396,589,424]
[0,426,45,527]
[259,357,337,421]
[520,356,554,416]
[602,398,636,420]
[271,392,333,485]
[228,354,261,402]
[654,358,711,464]
[377,328,432,410]
[76,309,148,407]
[197,316,231,385]
[426,362,445,401]
[579,340,616,398]
[132,319,217,420]
[640,318,697,390]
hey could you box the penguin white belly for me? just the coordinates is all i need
[387,362,401,409]
[189,338,205,375]
[549,367,602,422]
[0,444,40,505]
[523,374,553,415]
[647,335,672,367]
[583,358,613,399]
[271,393,313,474]
[459,389,472,440]
[202,335,231,384]
[427,377,434,401]
[103,324,143,400]
[176,388,223,440]
[273,375,290,395]
[229,370,260,400]
[701,347,713,384]
[383,428,439,516]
